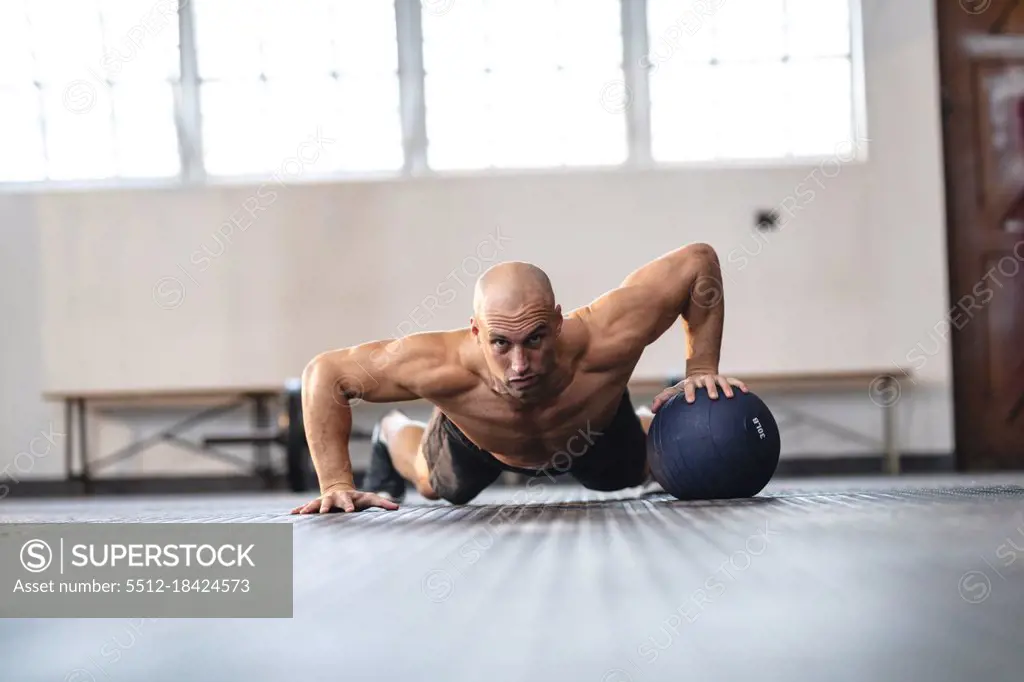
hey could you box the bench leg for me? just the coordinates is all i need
[883,377,900,475]
[77,398,92,493]
[64,399,74,483]
[253,395,272,486]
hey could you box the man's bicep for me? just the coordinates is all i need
[586,286,681,348]
[607,243,721,341]
[619,243,714,308]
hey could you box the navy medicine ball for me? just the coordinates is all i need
[646,388,780,500]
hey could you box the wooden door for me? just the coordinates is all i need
[938,0,1024,468]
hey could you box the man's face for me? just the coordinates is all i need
[474,305,562,400]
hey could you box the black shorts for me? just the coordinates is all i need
[423,391,649,504]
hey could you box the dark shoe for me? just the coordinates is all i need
[363,421,407,503]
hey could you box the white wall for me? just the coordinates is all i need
[0,0,952,483]
[0,195,63,484]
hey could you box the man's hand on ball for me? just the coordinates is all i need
[652,374,749,411]
[290,484,400,514]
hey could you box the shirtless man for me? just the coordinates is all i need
[291,242,748,514]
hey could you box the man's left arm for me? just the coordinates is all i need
[587,242,748,409]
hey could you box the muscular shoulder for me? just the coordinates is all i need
[568,289,655,372]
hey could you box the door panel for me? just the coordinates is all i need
[938,0,1024,468]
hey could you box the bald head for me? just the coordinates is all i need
[471,261,562,398]
[473,261,555,323]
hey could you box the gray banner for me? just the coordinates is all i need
[0,524,292,618]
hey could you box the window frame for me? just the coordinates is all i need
[0,0,867,193]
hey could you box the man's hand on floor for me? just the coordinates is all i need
[290,485,400,514]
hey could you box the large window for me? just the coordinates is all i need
[0,0,181,182]
[647,0,854,161]
[192,0,403,175]
[0,0,860,185]
[421,0,627,170]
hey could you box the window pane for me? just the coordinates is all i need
[331,75,403,171]
[195,0,398,78]
[652,62,790,161]
[262,77,402,173]
[422,0,488,76]
[41,84,117,180]
[472,0,620,71]
[111,83,180,176]
[646,0,716,65]
[556,0,622,68]
[4,1,181,182]
[485,1,560,71]
[423,0,625,170]
[98,0,181,83]
[715,62,788,159]
[713,0,786,63]
[787,0,851,58]
[424,74,493,170]
[263,79,341,164]
[194,0,265,80]
[261,0,335,78]
[786,58,854,156]
[557,69,628,166]
[650,65,720,162]
[487,70,564,168]
[201,82,272,175]
[650,0,858,161]
[27,0,106,85]
[0,87,46,181]
[195,0,401,174]
[329,0,398,74]
[0,2,35,86]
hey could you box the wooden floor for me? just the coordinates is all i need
[2,473,1024,682]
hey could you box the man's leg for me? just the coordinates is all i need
[378,408,503,504]
[568,395,650,491]
[380,410,439,499]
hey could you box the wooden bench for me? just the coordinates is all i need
[629,370,908,474]
[43,386,283,489]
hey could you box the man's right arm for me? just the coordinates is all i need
[292,332,456,513]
